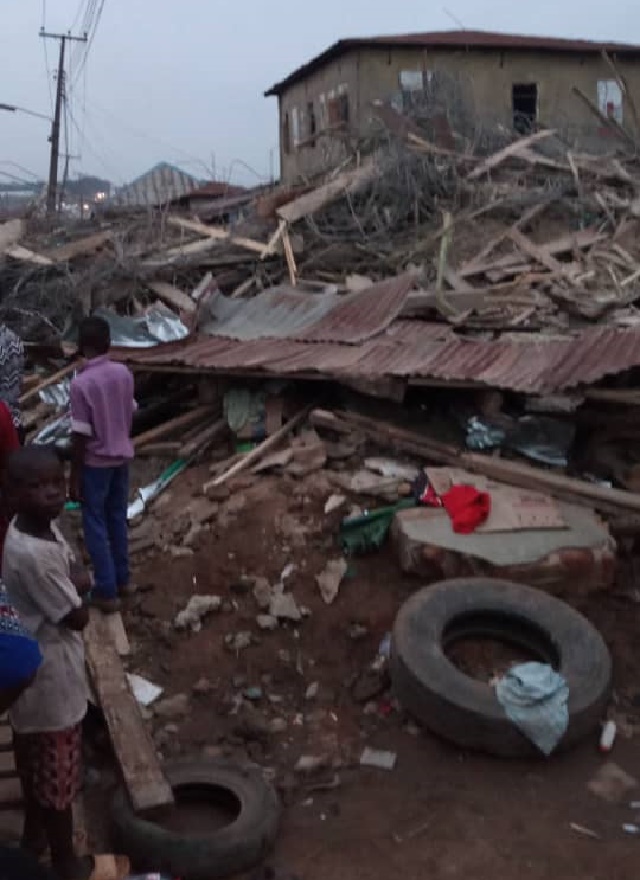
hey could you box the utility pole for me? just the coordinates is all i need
[39,28,87,215]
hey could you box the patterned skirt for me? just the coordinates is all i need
[13,725,83,811]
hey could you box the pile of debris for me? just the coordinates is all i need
[8,94,640,544]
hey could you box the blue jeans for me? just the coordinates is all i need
[81,464,129,600]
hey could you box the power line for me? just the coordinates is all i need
[72,0,105,88]
[67,103,123,184]
[83,100,213,177]
[41,0,54,114]
[69,0,89,34]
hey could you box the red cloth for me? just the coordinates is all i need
[0,401,19,558]
[441,484,491,534]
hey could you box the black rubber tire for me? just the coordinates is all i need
[390,578,612,758]
[111,759,281,880]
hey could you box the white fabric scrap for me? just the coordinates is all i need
[495,662,569,756]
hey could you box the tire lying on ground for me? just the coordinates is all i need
[111,759,281,880]
[390,578,612,758]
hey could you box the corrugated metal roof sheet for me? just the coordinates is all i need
[111,163,201,208]
[201,276,416,343]
[265,30,640,96]
[116,315,640,394]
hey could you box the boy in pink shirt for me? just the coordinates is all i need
[69,317,136,613]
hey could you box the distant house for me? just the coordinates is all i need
[265,29,640,183]
[111,163,202,209]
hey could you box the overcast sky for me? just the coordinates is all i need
[1,0,639,188]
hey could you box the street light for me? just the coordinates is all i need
[0,103,52,122]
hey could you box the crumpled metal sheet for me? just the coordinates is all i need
[96,306,188,348]
[199,275,416,344]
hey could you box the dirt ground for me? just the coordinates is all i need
[102,462,640,880]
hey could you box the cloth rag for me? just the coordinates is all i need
[441,484,491,534]
[495,661,569,756]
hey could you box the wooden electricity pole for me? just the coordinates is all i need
[39,29,87,215]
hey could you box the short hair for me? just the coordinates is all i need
[5,445,61,487]
[78,316,110,354]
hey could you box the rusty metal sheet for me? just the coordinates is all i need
[116,316,640,394]
[200,275,416,344]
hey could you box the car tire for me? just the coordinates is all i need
[111,759,281,880]
[390,577,612,757]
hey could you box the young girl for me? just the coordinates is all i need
[3,446,128,880]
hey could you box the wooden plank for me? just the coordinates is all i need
[458,229,606,279]
[180,418,227,460]
[508,228,565,274]
[147,282,196,314]
[90,608,130,658]
[467,130,556,180]
[460,203,550,274]
[45,230,112,263]
[166,217,267,256]
[282,227,297,286]
[5,246,53,266]
[203,406,312,493]
[19,362,75,407]
[133,405,215,449]
[0,220,25,255]
[84,613,173,813]
[277,160,378,224]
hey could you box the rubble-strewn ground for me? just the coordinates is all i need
[97,462,640,879]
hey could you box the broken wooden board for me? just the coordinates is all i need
[277,159,378,224]
[458,229,607,280]
[147,281,197,314]
[84,612,173,813]
[90,608,130,657]
[467,130,556,180]
[0,220,24,255]
[5,246,52,266]
[166,216,267,256]
[45,230,112,263]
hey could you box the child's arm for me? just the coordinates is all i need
[69,561,92,597]
[60,605,89,631]
[23,544,88,633]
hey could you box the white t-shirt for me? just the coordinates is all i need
[3,521,88,733]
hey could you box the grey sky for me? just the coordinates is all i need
[2,0,639,187]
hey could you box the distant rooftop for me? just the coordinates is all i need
[265,29,640,96]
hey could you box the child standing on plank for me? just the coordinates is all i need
[69,317,136,614]
[1,447,122,880]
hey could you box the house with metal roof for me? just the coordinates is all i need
[265,30,640,183]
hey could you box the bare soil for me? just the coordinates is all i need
[111,463,640,879]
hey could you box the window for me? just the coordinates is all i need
[319,94,328,129]
[291,107,301,147]
[597,80,623,123]
[400,70,424,92]
[307,101,317,140]
[327,89,350,126]
[282,112,291,155]
[512,83,538,134]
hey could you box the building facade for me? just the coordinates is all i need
[265,31,640,183]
